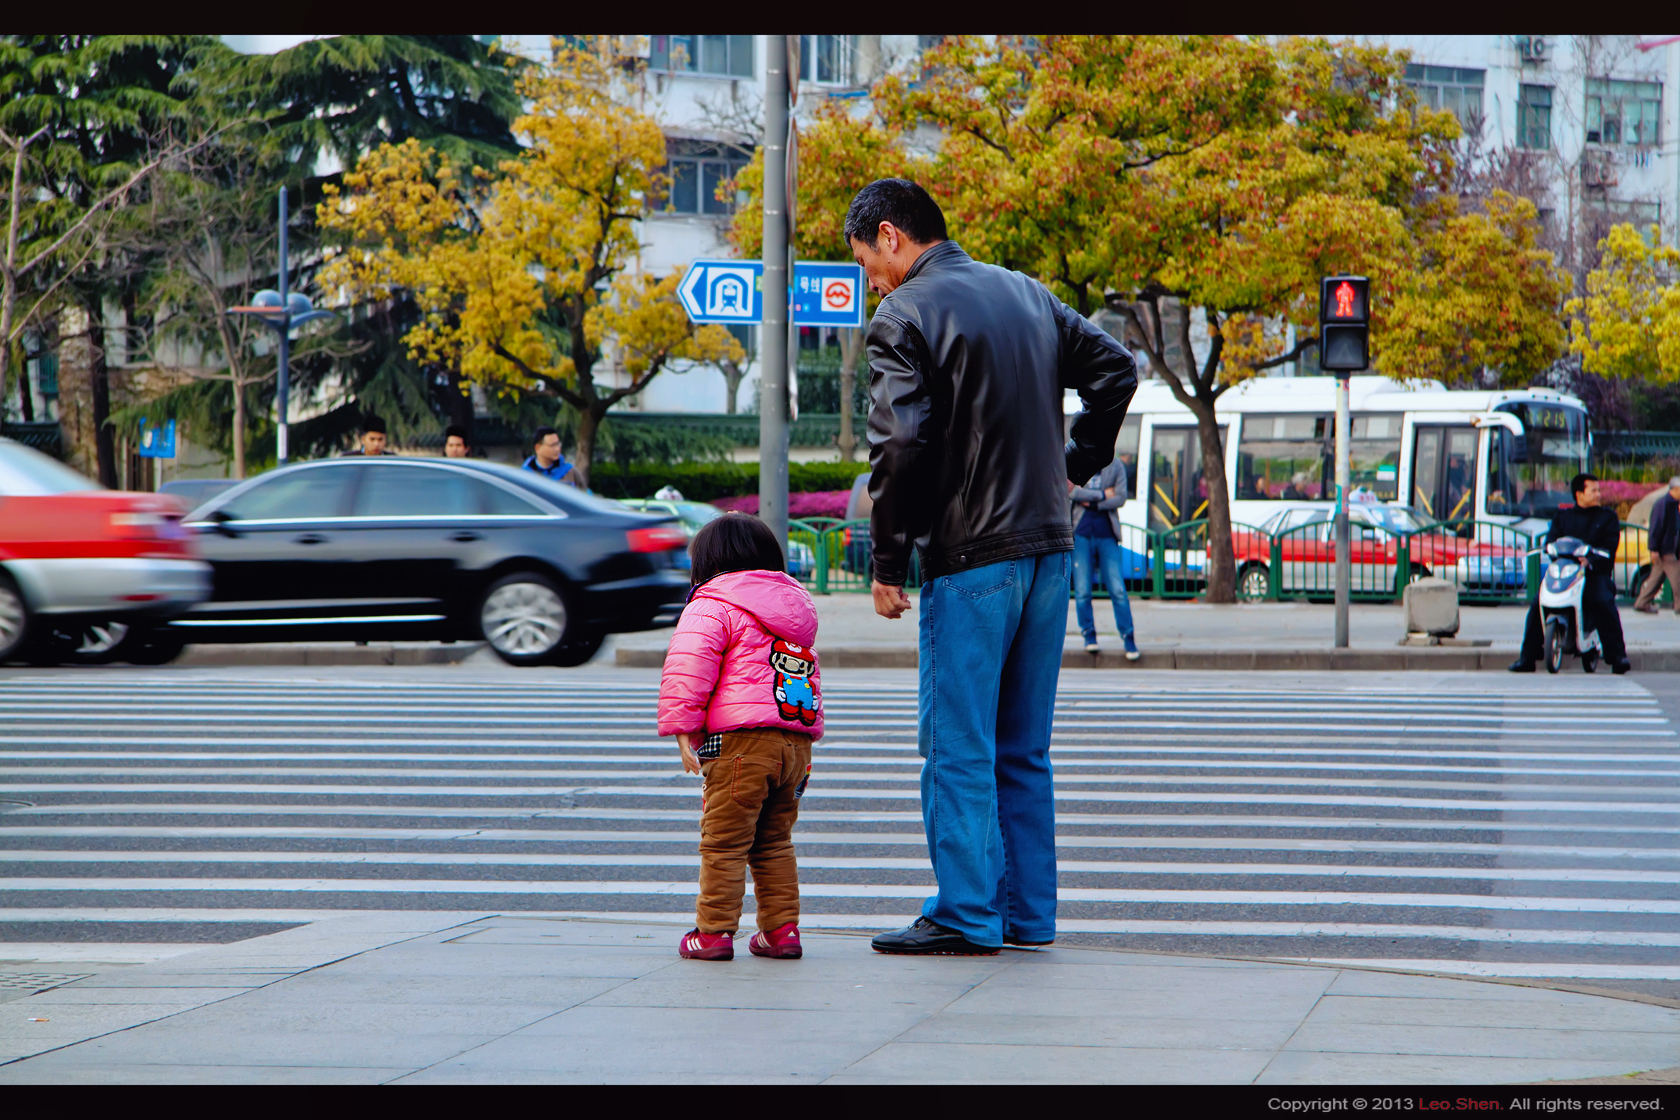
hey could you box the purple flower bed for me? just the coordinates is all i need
[711,490,852,519]
[1600,479,1661,504]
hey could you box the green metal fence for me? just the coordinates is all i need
[787,514,1676,608]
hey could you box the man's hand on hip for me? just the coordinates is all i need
[872,580,912,619]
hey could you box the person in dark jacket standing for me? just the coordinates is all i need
[343,415,395,456]
[1633,476,1680,614]
[1070,457,1138,659]
[847,178,1137,956]
[1510,473,1629,673]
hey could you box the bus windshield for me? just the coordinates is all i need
[1487,403,1588,519]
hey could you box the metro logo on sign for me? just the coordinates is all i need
[792,261,864,328]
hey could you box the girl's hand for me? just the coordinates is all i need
[677,732,700,774]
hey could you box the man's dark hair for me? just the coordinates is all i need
[843,178,948,250]
[533,425,558,449]
[444,424,468,443]
[1571,472,1598,498]
[361,414,386,436]
[688,511,786,588]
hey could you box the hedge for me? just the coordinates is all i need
[588,460,870,501]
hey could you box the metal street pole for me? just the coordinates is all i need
[758,35,791,558]
[276,186,291,467]
[1334,372,1351,648]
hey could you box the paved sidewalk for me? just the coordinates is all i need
[2,913,1676,1084]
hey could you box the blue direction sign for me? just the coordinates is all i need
[792,261,865,328]
[677,259,867,328]
[678,259,763,324]
[137,418,176,459]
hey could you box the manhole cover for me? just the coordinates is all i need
[0,972,91,994]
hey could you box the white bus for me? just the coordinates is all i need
[1064,375,1591,588]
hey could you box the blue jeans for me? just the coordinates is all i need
[1072,533,1135,643]
[917,550,1068,946]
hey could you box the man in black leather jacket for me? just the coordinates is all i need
[846,179,1138,957]
[1510,473,1629,673]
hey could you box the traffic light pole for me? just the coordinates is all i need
[758,37,791,559]
[276,186,290,466]
[1334,373,1351,648]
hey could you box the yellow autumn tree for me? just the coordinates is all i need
[1567,223,1680,383]
[317,40,740,486]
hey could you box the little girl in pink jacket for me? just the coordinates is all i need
[658,512,821,962]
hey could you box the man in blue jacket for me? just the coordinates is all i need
[523,426,575,485]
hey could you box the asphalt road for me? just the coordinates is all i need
[0,665,1675,1000]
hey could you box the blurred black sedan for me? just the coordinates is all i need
[172,457,690,666]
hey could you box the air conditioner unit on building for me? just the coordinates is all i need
[1516,36,1549,62]
[1581,151,1619,188]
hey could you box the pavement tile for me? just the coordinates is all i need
[149,998,565,1037]
[1283,1021,1680,1065]
[393,1068,826,1085]
[61,973,282,989]
[1324,971,1635,1003]
[585,972,972,1013]
[942,982,1325,1022]
[317,948,667,981]
[443,1005,922,1077]
[9,1027,504,1070]
[249,974,627,1008]
[896,1011,1301,1051]
[0,1062,418,1085]
[984,961,1335,995]
[10,988,245,1007]
[825,1042,1273,1084]
[1309,994,1680,1034]
[0,1003,191,1040]
[1256,1050,1658,1085]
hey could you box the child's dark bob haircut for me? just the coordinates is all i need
[689,512,786,588]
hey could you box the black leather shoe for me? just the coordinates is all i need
[872,916,1000,956]
[1613,660,1632,675]
[1507,659,1535,673]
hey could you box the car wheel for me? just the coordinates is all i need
[61,620,131,665]
[0,574,30,662]
[480,572,574,666]
[551,630,605,668]
[123,627,187,666]
[1237,563,1270,602]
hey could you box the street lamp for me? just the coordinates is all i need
[227,186,339,466]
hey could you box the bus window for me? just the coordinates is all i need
[1115,415,1140,499]
[1150,426,1226,530]
[1413,425,1478,522]
[1488,404,1588,518]
[1235,414,1329,500]
[1349,414,1402,501]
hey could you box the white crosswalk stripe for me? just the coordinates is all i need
[0,670,1675,989]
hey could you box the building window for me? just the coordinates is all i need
[655,145,749,216]
[1517,84,1552,150]
[1585,199,1663,243]
[1405,64,1486,130]
[1586,78,1662,146]
[799,35,858,85]
[649,35,754,78]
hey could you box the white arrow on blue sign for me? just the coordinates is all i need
[678,259,763,324]
[678,260,866,329]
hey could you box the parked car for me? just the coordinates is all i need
[158,478,237,510]
[174,457,690,666]
[1232,503,1526,601]
[0,437,211,663]
[619,497,818,580]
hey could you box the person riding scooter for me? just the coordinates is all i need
[1510,473,1629,675]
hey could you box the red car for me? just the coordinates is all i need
[0,438,211,663]
[1233,503,1528,601]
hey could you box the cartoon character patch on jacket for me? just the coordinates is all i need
[768,638,820,726]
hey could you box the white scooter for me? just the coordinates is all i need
[1536,536,1611,674]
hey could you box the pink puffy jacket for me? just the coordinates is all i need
[657,569,823,740]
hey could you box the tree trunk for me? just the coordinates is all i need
[837,326,863,461]
[86,306,116,489]
[573,406,600,490]
[230,374,246,480]
[721,358,744,415]
[1190,393,1236,603]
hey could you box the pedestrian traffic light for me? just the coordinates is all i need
[1319,275,1370,372]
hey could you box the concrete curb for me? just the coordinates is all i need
[177,643,485,668]
[617,645,1680,671]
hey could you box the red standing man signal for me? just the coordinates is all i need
[1333,280,1356,319]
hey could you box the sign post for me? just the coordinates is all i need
[1318,275,1371,649]
[759,37,792,559]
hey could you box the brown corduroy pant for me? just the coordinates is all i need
[696,728,812,934]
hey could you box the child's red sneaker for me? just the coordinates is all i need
[679,928,733,961]
[748,922,802,959]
